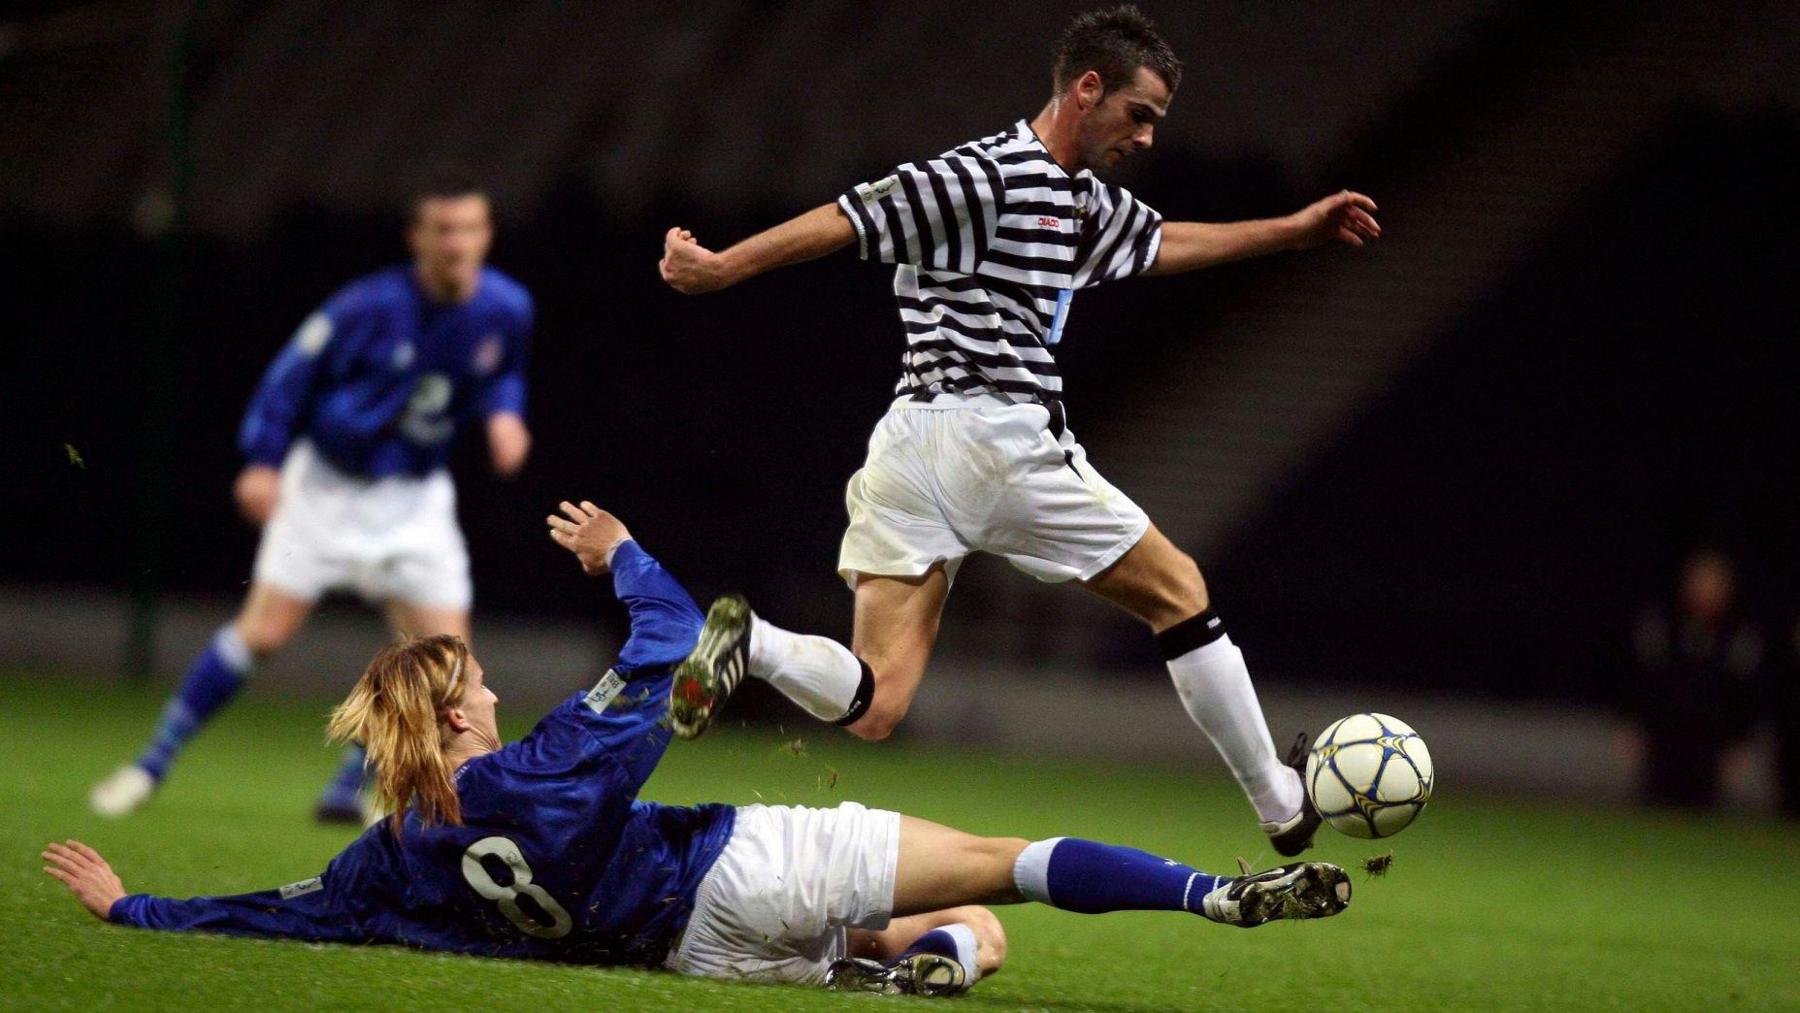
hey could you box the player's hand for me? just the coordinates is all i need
[659,227,730,294]
[546,501,631,576]
[233,465,281,526]
[42,840,126,921]
[1290,190,1380,249]
[487,413,531,478]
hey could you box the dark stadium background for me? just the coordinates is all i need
[2,1,1796,721]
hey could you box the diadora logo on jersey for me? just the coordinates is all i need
[473,333,503,375]
[854,175,900,206]
[391,341,415,370]
[1038,216,1062,228]
[279,876,324,900]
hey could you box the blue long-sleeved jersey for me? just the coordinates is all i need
[109,542,735,968]
[237,265,533,478]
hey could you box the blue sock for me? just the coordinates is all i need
[1013,838,1225,914]
[320,745,368,803]
[136,626,254,780]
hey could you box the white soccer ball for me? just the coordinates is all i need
[1305,713,1434,839]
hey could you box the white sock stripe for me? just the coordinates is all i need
[939,923,981,984]
[1181,872,1199,912]
[1012,837,1063,905]
[212,625,254,674]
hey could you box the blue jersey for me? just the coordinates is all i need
[237,265,533,478]
[109,542,735,968]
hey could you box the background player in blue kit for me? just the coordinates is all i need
[46,502,1350,997]
[89,174,534,822]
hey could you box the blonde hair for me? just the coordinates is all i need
[327,634,470,834]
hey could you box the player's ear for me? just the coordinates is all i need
[1075,70,1104,110]
[443,705,470,733]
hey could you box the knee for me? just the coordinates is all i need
[843,669,916,741]
[962,905,1008,973]
[846,699,905,741]
[232,617,290,660]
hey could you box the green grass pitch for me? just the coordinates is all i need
[4,670,1797,1011]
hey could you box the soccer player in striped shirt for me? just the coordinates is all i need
[657,6,1380,856]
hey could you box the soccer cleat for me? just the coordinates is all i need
[89,764,157,819]
[668,594,752,740]
[1201,861,1352,928]
[825,954,968,997]
[1265,731,1324,857]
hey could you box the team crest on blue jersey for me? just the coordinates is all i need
[473,333,504,375]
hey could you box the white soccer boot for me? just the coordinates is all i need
[1201,862,1352,928]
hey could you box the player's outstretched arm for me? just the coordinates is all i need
[659,204,855,294]
[1144,190,1381,277]
[42,840,127,921]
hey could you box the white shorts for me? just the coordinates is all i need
[839,395,1150,587]
[664,802,901,986]
[251,441,471,610]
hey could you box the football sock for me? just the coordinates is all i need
[1158,610,1303,825]
[747,616,874,725]
[1013,837,1225,914]
[320,745,368,803]
[898,924,981,985]
[137,625,254,780]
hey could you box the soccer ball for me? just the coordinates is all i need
[1305,713,1434,839]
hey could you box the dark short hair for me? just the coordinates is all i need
[1052,5,1182,96]
[407,168,487,224]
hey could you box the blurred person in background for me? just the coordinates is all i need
[1622,547,1764,809]
[89,172,534,823]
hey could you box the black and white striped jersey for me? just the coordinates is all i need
[835,119,1163,404]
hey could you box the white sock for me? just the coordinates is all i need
[1165,633,1303,825]
[1011,837,1063,905]
[935,922,982,984]
[747,616,865,723]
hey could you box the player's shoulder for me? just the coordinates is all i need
[476,266,534,321]
[323,265,415,320]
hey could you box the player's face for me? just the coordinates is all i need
[409,194,493,302]
[1077,66,1171,175]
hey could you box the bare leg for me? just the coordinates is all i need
[1079,522,1207,631]
[384,600,470,641]
[890,815,1029,914]
[842,567,951,741]
[234,581,316,657]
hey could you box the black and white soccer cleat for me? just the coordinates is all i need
[1266,731,1324,857]
[825,953,969,997]
[1201,861,1351,928]
[668,594,752,740]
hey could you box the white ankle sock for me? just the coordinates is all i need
[747,616,864,723]
[1166,633,1302,824]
